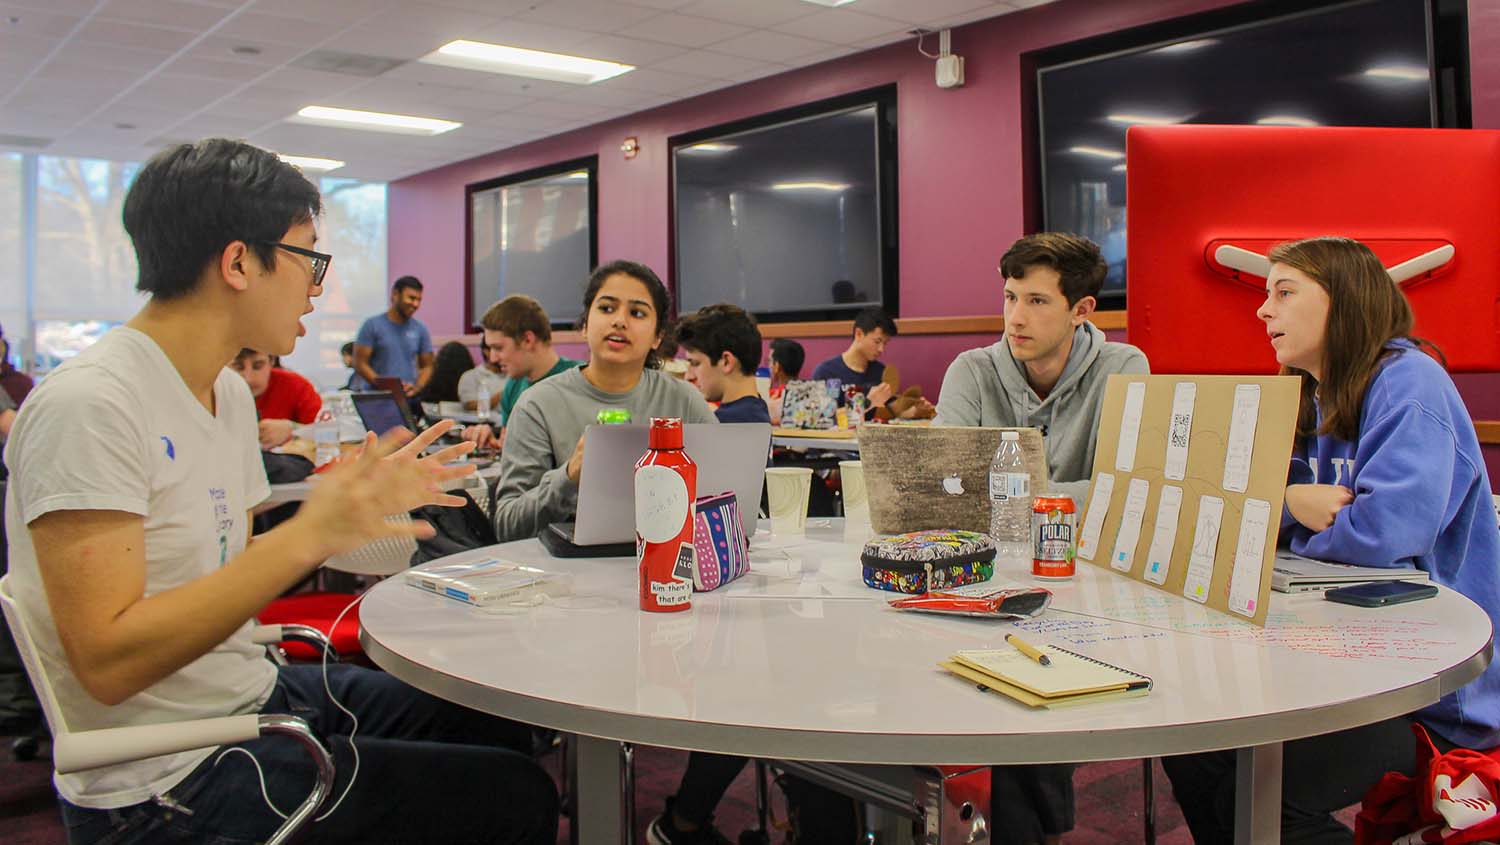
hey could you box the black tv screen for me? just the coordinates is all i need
[1037,0,1435,304]
[672,87,898,321]
[466,157,597,330]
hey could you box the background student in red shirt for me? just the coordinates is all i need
[231,348,322,448]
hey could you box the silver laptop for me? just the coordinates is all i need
[1270,550,1430,593]
[859,425,1048,535]
[561,423,772,546]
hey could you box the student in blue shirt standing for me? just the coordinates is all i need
[677,303,770,425]
[352,276,433,396]
[1163,236,1500,844]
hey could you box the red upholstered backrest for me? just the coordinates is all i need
[1126,125,1500,373]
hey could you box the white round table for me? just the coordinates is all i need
[359,521,1492,844]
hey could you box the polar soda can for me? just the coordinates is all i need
[1032,496,1077,579]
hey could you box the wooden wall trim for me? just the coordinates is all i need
[1477,420,1500,445]
[436,309,1127,346]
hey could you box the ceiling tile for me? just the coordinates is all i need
[381,60,504,88]
[615,0,695,8]
[472,110,575,133]
[0,31,60,62]
[58,42,174,72]
[423,0,537,14]
[185,36,309,67]
[514,0,664,35]
[1009,0,1057,8]
[1,0,100,14]
[163,55,274,83]
[509,98,607,120]
[247,0,395,27]
[929,5,1013,28]
[708,29,833,63]
[97,0,233,31]
[475,75,578,100]
[0,4,83,38]
[797,44,860,66]
[469,19,597,54]
[843,0,998,26]
[212,12,347,47]
[73,19,201,52]
[648,48,778,78]
[594,67,722,95]
[328,26,452,62]
[617,13,748,48]
[675,0,817,28]
[569,33,688,65]
[550,84,664,109]
[32,59,131,87]
[255,67,368,101]
[775,9,909,45]
[357,1,509,38]
[170,114,277,140]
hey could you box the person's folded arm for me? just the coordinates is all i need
[490,400,573,542]
[1295,401,1469,567]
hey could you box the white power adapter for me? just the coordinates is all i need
[936,54,965,89]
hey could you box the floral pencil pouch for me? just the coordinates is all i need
[859,529,996,594]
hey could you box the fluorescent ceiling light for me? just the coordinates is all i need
[421,39,633,85]
[1364,65,1429,82]
[799,0,859,6]
[1154,38,1218,55]
[1111,164,1127,172]
[771,181,850,191]
[291,106,460,136]
[682,142,737,154]
[1105,113,1186,126]
[1068,145,1125,160]
[278,154,345,172]
[1256,115,1320,127]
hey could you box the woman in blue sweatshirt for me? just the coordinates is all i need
[1163,236,1500,844]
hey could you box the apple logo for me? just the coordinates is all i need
[942,473,965,495]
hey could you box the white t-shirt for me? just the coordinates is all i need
[457,366,506,407]
[3,327,274,808]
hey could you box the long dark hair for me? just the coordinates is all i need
[579,260,672,370]
[420,341,475,403]
[1267,237,1444,441]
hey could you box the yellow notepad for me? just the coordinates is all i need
[941,645,1152,708]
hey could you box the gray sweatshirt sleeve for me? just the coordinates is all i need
[490,397,575,543]
[932,355,983,427]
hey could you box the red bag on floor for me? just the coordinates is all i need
[1355,723,1500,844]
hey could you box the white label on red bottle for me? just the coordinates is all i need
[650,579,692,605]
[635,465,690,544]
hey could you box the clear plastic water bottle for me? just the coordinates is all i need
[313,406,339,467]
[988,430,1033,563]
[476,380,491,422]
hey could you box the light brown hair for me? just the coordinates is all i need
[1267,236,1443,441]
[481,294,552,343]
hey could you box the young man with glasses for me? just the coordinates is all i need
[3,139,557,844]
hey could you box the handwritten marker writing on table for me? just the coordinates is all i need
[1005,633,1052,666]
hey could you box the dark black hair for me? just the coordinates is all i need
[675,303,762,376]
[580,260,672,370]
[393,275,423,294]
[852,305,897,338]
[770,338,805,378]
[340,341,354,356]
[420,341,475,404]
[122,139,321,300]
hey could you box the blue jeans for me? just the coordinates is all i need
[59,664,558,845]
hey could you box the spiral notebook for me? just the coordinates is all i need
[940,644,1152,708]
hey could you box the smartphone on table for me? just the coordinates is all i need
[1325,580,1439,607]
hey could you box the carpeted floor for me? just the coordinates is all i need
[1,735,1195,843]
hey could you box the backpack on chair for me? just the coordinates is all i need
[409,489,497,566]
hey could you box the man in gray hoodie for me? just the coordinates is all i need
[934,232,1149,506]
[934,232,1147,845]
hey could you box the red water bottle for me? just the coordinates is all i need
[636,418,696,612]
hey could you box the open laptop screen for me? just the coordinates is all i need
[351,391,412,436]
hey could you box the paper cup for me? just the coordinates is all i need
[765,467,813,536]
[838,460,868,522]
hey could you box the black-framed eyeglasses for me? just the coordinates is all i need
[262,242,332,288]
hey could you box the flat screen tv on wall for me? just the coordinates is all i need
[671,86,898,323]
[466,157,597,331]
[1036,0,1446,308]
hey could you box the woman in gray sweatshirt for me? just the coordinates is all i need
[490,260,715,542]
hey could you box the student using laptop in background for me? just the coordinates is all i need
[462,294,583,450]
[4,139,556,845]
[811,306,934,420]
[1163,237,1500,845]
[930,232,1147,845]
[490,261,713,543]
[677,303,770,425]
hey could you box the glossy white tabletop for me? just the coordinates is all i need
[359,521,1492,766]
